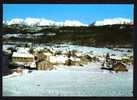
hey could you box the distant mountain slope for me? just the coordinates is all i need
[3,18,88,26]
[3,17,133,26]
[94,18,133,26]
[2,22,134,47]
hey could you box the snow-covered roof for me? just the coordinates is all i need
[49,55,68,63]
[110,56,129,60]
[70,57,80,61]
[110,56,122,60]
[43,52,52,56]
[12,47,34,58]
[12,52,34,58]
[16,47,30,52]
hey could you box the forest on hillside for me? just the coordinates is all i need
[2,24,134,47]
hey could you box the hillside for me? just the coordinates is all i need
[2,23,134,47]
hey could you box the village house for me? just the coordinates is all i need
[12,47,36,68]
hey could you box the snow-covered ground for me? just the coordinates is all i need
[2,44,133,96]
[3,63,133,96]
[34,44,133,56]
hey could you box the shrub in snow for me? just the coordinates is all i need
[79,55,92,64]
[65,59,72,66]
[37,61,54,70]
[15,67,23,74]
[54,51,62,55]
[112,62,128,73]
[64,59,81,66]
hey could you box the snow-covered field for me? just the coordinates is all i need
[3,62,133,96]
[2,44,133,96]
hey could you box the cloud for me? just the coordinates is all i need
[94,18,133,26]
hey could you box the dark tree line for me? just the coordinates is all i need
[3,24,134,47]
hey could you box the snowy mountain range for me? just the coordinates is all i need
[3,17,133,26]
[94,18,133,26]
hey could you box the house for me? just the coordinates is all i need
[12,47,36,68]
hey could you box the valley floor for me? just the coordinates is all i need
[3,62,133,96]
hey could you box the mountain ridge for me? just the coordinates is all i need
[3,17,133,27]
